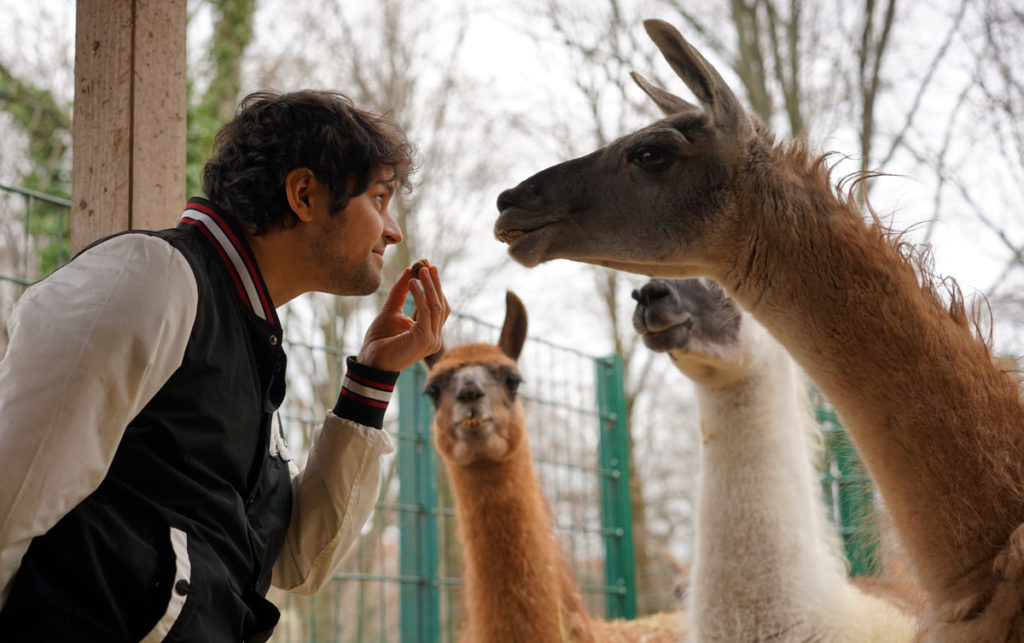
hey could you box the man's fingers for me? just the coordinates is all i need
[383,259,432,313]
[409,267,449,353]
[423,269,448,337]
[380,267,413,312]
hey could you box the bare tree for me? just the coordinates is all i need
[252,0,513,305]
[966,0,1024,349]
[186,0,259,194]
[246,0,517,435]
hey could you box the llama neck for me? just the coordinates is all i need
[720,145,1024,600]
[445,446,593,642]
[685,328,849,637]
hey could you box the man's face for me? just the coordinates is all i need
[311,166,402,295]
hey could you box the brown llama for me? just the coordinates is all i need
[424,291,685,642]
[493,18,1024,641]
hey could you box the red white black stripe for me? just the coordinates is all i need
[333,357,399,429]
[180,200,275,322]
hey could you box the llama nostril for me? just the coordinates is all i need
[637,281,670,306]
[496,188,518,212]
[456,383,485,403]
[497,183,541,212]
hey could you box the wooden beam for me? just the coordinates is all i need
[72,0,186,253]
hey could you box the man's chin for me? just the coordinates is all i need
[336,282,380,297]
[323,268,381,297]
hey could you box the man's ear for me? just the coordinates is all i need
[284,168,316,223]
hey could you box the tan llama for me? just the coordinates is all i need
[633,277,920,641]
[424,291,684,642]
[494,17,1024,640]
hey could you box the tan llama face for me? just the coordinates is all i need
[425,357,525,467]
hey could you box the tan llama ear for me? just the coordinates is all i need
[642,18,753,140]
[498,291,528,362]
[630,71,697,116]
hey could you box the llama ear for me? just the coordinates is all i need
[642,19,753,139]
[498,291,528,362]
[630,71,698,116]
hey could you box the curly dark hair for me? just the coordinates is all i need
[202,90,415,234]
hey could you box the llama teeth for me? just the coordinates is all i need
[496,229,523,243]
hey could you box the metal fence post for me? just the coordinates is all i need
[397,328,441,642]
[594,354,637,620]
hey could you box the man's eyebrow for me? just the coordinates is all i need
[377,176,397,196]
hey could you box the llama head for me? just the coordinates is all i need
[632,277,750,385]
[494,18,761,279]
[424,291,529,467]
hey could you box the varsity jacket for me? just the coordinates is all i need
[0,198,396,641]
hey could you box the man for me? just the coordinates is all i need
[0,90,449,641]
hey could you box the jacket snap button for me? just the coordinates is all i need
[175,579,192,596]
[269,335,278,346]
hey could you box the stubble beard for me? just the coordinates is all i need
[311,238,382,297]
[335,262,381,296]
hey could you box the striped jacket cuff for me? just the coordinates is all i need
[332,356,399,429]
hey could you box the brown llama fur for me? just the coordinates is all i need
[425,293,685,642]
[493,19,1024,640]
[750,143,1024,639]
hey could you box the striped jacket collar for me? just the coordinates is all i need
[179,198,280,327]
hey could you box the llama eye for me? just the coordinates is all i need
[633,147,669,170]
[505,374,522,394]
[423,384,440,405]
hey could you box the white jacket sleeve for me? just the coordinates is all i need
[0,234,197,607]
[271,415,395,594]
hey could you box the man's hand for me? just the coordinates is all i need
[356,259,450,372]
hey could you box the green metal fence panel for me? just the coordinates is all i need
[0,182,71,288]
[813,387,879,577]
[397,361,442,643]
[595,354,638,620]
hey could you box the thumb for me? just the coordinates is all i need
[380,267,413,313]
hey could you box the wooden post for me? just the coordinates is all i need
[72,0,187,253]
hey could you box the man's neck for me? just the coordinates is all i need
[242,227,306,307]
